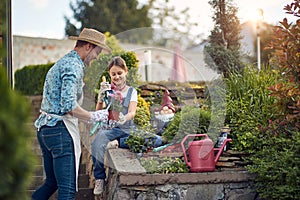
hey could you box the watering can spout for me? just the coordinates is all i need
[214,138,232,163]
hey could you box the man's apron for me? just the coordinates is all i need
[62,94,83,191]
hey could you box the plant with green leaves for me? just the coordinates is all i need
[65,0,152,41]
[244,1,300,199]
[140,157,189,174]
[225,66,278,152]
[247,125,300,199]
[14,63,54,95]
[162,105,211,143]
[0,68,36,199]
[205,0,244,77]
[126,127,156,153]
[134,94,151,127]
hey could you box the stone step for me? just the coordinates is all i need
[28,188,95,199]
[28,178,94,199]
[78,174,90,189]
[28,176,44,190]
[28,168,91,189]
[28,189,96,200]
[32,164,43,176]
[74,188,95,200]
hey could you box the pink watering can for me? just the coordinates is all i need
[181,134,232,172]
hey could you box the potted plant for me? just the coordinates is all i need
[107,91,123,121]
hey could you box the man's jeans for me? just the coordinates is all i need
[32,121,76,200]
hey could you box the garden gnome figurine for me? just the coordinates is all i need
[160,90,175,114]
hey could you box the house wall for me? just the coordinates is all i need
[12,36,219,85]
[13,35,75,72]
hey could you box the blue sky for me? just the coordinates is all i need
[12,0,294,40]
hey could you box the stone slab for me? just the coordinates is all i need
[118,171,255,186]
[106,148,146,175]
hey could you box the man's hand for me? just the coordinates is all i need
[90,110,108,123]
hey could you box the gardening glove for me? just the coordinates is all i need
[117,112,127,125]
[90,109,108,123]
[97,82,111,103]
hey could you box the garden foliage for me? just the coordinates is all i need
[134,94,151,127]
[126,127,156,153]
[225,59,299,200]
[0,68,36,199]
[162,105,211,143]
[225,66,278,152]
[205,0,244,77]
[224,1,300,199]
[140,157,189,174]
[14,63,53,95]
[244,1,300,199]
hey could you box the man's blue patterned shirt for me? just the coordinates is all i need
[34,50,85,129]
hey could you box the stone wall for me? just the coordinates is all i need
[103,149,257,200]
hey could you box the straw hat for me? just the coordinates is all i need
[69,28,111,52]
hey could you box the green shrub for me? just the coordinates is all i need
[224,65,299,199]
[126,127,155,153]
[134,94,151,127]
[162,105,211,143]
[225,66,278,152]
[0,68,36,199]
[140,157,189,174]
[245,2,300,199]
[247,128,300,199]
[14,63,53,95]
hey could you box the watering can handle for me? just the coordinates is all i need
[180,134,209,168]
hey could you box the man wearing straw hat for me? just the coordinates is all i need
[32,28,111,200]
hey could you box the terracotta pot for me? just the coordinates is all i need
[108,110,120,121]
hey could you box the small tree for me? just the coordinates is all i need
[148,0,200,47]
[267,2,300,127]
[204,0,244,77]
[65,0,152,43]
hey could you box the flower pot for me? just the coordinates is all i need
[108,110,120,121]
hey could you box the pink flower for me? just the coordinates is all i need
[108,91,123,112]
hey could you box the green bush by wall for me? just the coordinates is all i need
[14,63,53,95]
[162,105,211,143]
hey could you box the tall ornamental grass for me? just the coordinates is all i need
[225,66,279,152]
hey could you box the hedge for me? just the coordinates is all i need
[14,63,54,95]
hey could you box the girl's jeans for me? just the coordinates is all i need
[92,127,129,180]
[91,127,163,180]
[32,121,76,200]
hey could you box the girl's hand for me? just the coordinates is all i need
[118,113,127,125]
[98,82,111,102]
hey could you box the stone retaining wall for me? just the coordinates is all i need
[103,149,257,200]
